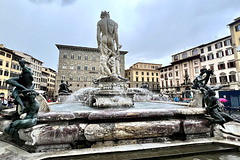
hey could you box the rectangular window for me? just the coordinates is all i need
[6,54,11,58]
[92,66,96,70]
[217,51,224,58]
[142,77,144,82]
[227,61,236,68]
[215,42,222,49]
[224,39,231,46]
[136,77,138,82]
[225,48,233,55]
[92,55,96,61]
[200,56,206,62]
[207,46,212,51]
[142,72,144,75]
[136,71,138,75]
[200,48,204,53]
[78,55,81,60]
[147,72,149,76]
[6,62,9,67]
[210,77,217,84]
[156,73,158,76]
[218,63,225,70]
[208,54,214,60]
[152,77,154,82]
[84,66,88,70]
[235,24,240,32]
[4,70,9,76]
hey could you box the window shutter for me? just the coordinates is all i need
[218,65,220,70]
[224,41,226,46]
[227,62,230,68]
[230,39,232,45]
[220,42,222,47]
[216,52,219,58]
[207,55,209,60]
[233,61,236,67]
[204,56,206,61]
[223,63,225,69]
[215,44,217,49]
[222,51,224,57]
[232,49,234,54]
[225,50,228,56]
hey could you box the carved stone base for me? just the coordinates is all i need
[93,90,134,108]
[57,93,72,102]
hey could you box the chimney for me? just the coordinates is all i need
[0,44,4,48]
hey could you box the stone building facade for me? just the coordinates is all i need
[159,47,201,97]
[228,17,240,81]
[125,62,162,92]
[55,44,127,93]
[200,35,237,90]
[40,67,56,98]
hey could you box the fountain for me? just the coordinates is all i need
[1,11,240,160]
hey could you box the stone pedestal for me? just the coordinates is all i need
[92,76,134,108]
[93,90,134,108]
[57,93,72,102]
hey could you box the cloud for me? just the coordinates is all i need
[29,0,77,6]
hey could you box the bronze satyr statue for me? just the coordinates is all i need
[4,90,39,146]
[5,60,40,145]
[192,69,240,127]
[58,80,72,94]
[6,60,34,114]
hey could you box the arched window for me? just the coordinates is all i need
[182,52,187,58]
[63,53,67,58]
[69,75,73,80]
[77,65,81,70]
[62,64,66,69]
[71,54,74,59]
[192,49,198,55]
[70,64,74,70]
[78,54,81,60]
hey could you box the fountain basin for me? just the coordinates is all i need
[0,102,211,152]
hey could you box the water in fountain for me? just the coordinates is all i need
[63,87,99,103]
[127,88,171,102]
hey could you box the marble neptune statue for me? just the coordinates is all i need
[97,11,121,77]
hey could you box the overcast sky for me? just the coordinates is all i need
[1,0,240,70]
